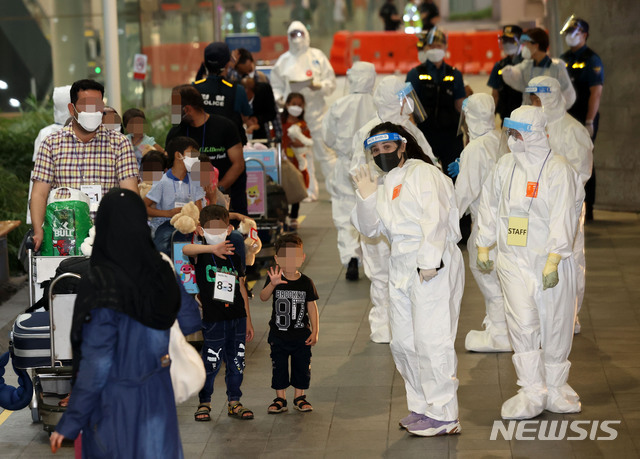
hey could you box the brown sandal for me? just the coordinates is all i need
[228,402,254,420]
[293,395,313,412]
[268,397,288,414]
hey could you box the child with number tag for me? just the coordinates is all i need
[182,205,255,422]
[259,234,319,414]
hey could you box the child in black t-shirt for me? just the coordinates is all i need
[259,234,319,414]
[183,205,254,422]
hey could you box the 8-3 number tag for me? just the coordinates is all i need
[213,272,236,302]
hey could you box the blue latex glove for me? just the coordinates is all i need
[447,158,460,178]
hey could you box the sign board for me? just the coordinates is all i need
[133,53,148,80]
[225,34,262,53]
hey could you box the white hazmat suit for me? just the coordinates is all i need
[28,85,72,224]
[349,76,438,343]
[455,94,510,352]
[526,76,593,332]
[322,62,377,267]
[353,153,464,428]
[476,106,584,419]
[502,58,576,110]
[271,21,337,199]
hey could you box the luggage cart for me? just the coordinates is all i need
[11,245,82,431]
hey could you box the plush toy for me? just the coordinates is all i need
[239,218,262,266]
[138,181,153,200]
[170,201,200,234]
[80,226,96,256]
[287,124,313,171]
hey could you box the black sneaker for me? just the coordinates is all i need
[345,258,359,281]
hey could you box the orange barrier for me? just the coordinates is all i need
[330,30,504,76]
[142,42,207,88]
[253,35,288,64]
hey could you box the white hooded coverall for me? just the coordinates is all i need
[28,85,72,224]
[322,62,377,266]
[454,93,510,352]
[349,76,438,343]
[527,76,593,323]
[353,158,464,421]
[271,21,337,199]
[502,58,576,110]
[476,105,584,419]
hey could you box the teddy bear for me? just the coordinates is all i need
[239,218,262,266]
[170,201,200,234]
[286,123,313,171]
[80,226,96,256]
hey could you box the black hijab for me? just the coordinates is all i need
[71,189,180,378]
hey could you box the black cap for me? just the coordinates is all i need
[204,42,231,71]
[501,25,523,39]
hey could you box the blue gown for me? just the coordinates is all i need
[56,308,183,458]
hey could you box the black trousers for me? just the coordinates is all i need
[585,113,600,216]
[269,333,311,390]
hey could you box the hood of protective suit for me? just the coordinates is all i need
[463,93,495,141]
[53,85,71,125]
[374,76,408,124]
[347,62,376,94]
[510,105,550,166]
[287,21,310,56]
[527,76,565,124]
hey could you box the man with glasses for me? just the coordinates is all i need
[30,79,139,251]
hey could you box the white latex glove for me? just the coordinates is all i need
[585,121,595,138]
[419,268,437,283]
[353,165,377,200]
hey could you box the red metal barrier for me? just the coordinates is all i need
[253,35,288,64]
[330,30,504,76]
[142,42,207,88]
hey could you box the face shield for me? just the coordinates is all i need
[524,84,551,107]
[397,82,427,124]
[500,117,535,154]
[364,132,407,173]
[560,15,586,47]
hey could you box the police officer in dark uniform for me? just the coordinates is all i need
[193,42,253,145]
[406,28,466,176]
[487,25,524,124]
[560,16,604,221]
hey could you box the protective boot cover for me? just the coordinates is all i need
[501,350,547,420]
[545,360,581,413]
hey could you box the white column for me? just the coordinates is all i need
[102,0,122,113]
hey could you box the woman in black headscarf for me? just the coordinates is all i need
[51,189,183,458]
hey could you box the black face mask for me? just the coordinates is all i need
[373,147,403,172]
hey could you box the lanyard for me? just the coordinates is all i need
[507,150,551,213]
[209,251,236,272]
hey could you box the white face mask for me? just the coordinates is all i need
[565,32,581,47]
[521,45,532,60]
[105,124,121,132]
[425,48,446,63]
[203,229,228,246]
[74,106,102,132]
[508,136,526,153]
[183,156,199,172]
[503,43,519,56]
[287,105,303,117]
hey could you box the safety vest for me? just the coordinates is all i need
[415,62,460,131]
[193,76,245,142]
[494,55,524,121]
[561,47,597,124]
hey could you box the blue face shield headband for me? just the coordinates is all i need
[364,132,405,151]
[503,118,534,133]
[524,85,552,94]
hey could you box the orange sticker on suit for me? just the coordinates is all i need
[526,182,539,198]
[392,184,402,200]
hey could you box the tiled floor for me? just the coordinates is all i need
[0,195,639,458]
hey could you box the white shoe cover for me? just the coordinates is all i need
[502,350,547,420]
[546,384,581,413]
[501,390,546,420]
[465,329,512,353]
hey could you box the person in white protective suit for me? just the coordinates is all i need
[321,61,378,282]
[452,93,511,352]
[28,85,72,224]
[501,28,576,110]
[271,21,337,200]
[476,105,584,419]
[349,75,439,344]
[352,122,464,437]
[525,76,593,334]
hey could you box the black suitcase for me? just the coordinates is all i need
[10,312,51,369]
